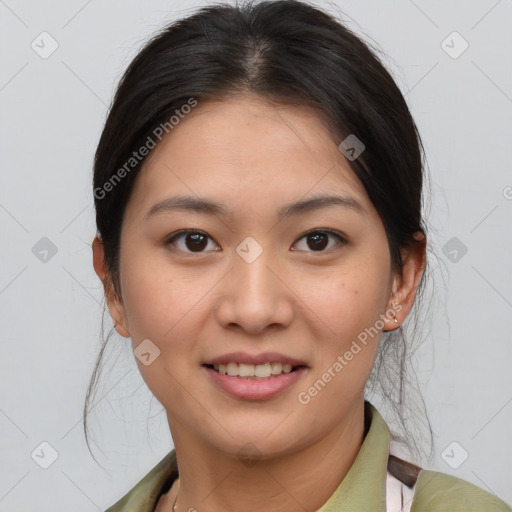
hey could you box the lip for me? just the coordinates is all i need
[204,352,308,366]
[204,365,308,400]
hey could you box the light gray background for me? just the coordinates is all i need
[1,0,511,510]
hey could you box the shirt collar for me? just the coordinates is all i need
[318,401,389,511]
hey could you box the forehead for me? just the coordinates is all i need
[126,94,370,219]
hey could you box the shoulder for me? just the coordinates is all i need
[105,450,178,512]
[411,469,512,511]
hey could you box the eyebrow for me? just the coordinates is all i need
[145,193,366,220]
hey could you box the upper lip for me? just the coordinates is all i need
[204,352,308,367]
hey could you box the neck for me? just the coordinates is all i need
[169,402,365,512]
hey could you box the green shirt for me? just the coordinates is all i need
[105,404,511,511]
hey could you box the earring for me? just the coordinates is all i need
[393,304,400,324]
[391,304,400,324]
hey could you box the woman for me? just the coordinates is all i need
[88,1,511,510]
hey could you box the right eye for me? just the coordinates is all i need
[164,229,221,253]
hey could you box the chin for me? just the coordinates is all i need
[205,424,313,463]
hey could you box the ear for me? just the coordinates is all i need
[383,231,426,332]
[92,235,131,338]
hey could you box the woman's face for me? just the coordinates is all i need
[95,94,418,459]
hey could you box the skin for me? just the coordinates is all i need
[92,94,426,512]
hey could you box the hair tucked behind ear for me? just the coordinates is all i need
[86,0,437,463]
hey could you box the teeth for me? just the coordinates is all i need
[212,362,296,377]
[227,362,238,376]
[270,362,282,375]
[239,363,254,377]
[254,362,271,377]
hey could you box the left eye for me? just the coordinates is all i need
[292,230,346,252]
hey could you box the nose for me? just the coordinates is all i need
[214,244,294,335]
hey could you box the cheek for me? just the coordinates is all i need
[119,246,207,340]
[118,254,209,404]
[298,257,390,341]
[293,254,390,397]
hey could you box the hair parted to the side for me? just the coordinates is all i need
[86,0,436,464]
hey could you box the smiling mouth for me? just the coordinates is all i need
[204,362,305,380]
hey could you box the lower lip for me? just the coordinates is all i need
[204,366,307,400]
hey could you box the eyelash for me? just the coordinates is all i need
[164,229,347,255]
